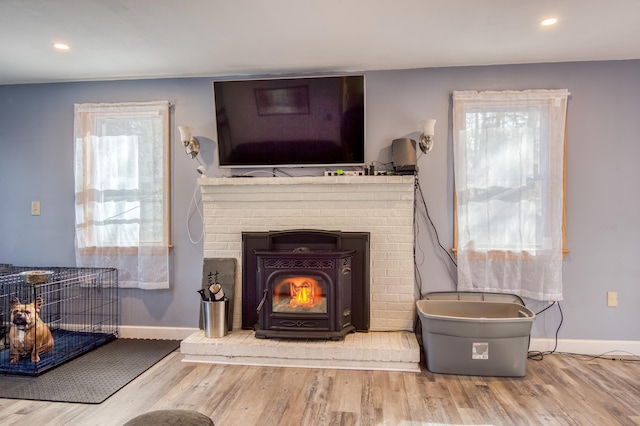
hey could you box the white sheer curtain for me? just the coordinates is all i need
[453,90,568,301]
[74,101,170,289]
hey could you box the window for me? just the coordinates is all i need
[452,90,568,301]
[74,101,171,289]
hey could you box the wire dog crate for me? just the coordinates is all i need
[0,266,118,375]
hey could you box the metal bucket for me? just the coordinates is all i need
[202,300,228,338]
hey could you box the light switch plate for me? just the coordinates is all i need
[31,201,41,216]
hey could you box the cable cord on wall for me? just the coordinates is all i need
[527,302,640,362]
[527,301,563,361]
[413,179,458,302]
[578,350,640,362]
[187,183,204,244]
[414,179,458,269]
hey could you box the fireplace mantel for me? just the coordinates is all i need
[198,175,415,186]
[197,175,416,332]
[198,174,414,188]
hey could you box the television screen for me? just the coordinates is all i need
[213,75,365,168]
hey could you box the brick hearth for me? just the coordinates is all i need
[181,330,420,372]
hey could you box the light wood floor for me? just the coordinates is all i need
[0,349,638,426]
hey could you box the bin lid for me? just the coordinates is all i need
[423,291,526,306]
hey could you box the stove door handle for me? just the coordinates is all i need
[256,288,269,314]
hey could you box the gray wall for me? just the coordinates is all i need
[1,60,638,342]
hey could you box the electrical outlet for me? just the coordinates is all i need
[31,201,41,216]
[607,291,618,307]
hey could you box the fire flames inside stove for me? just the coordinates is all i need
[272,274,327,314]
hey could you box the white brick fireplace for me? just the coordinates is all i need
[180,175,421,371]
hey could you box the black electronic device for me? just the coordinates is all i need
[392,138,418,175]
[213,75,365,168]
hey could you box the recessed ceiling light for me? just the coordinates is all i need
[540,18,558,27]
[52,42,70,51]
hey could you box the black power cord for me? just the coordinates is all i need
[414,179,457,268]
[528,301,640,363]
[528,301,563,361]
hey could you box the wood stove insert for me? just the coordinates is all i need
[254,248,355,339]
[243,230,370,336]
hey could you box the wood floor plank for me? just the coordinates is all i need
[0,350,638,425]
[328,369,362,415]
[358,370,376,425]
[299,369,335,426]
[376,369,411,422]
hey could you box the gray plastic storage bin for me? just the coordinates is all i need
[416,292,535,377]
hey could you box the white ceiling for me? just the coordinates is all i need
[1,0,639,85]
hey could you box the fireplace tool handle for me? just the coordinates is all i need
[256,289,268,314]
[197,289,208,301]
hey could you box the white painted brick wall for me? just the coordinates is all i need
[198,175,416,332]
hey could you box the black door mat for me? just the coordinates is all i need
[0,338,180,404]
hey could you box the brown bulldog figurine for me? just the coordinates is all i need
[9,297,54,363]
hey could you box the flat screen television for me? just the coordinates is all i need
[213,75,365,168]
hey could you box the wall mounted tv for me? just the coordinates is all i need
[213,75,365,168]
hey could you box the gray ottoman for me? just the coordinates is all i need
[123,409,214,426]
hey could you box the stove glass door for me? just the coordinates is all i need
[272,274,327,314]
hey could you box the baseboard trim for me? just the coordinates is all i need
[529,338,640,356]
[118,327,640,357]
